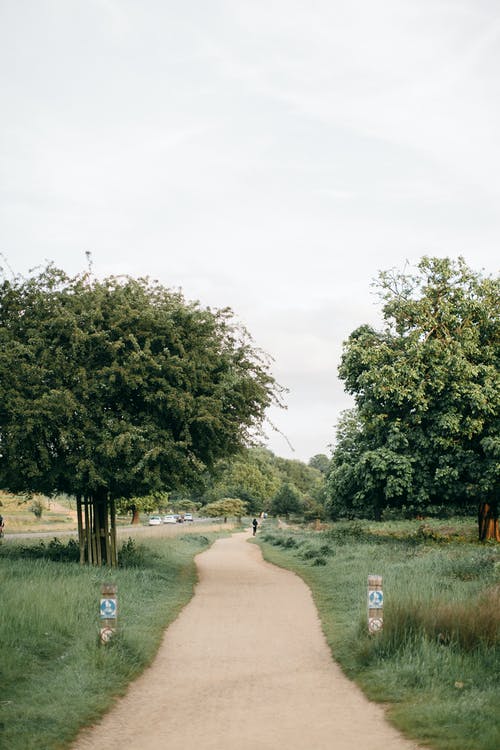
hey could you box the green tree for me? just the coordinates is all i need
[0,265,281,563]
[116,492,167,524]
[30,498,44,519]
[202,497,248,522]
[326,409,413,520]
[308,454,330,475]
[275,456,326,509]
[328,257,499,540]
[271,482,304,518]
[202,447,281,513]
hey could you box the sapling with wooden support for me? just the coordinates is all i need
[77,494,118,567]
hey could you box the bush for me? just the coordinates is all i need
[323,521,369,544]
[0,537,80,563]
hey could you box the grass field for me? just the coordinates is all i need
[0,531,225,750]
[257,518,500,750]
[0,491,79,534]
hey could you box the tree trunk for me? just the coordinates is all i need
[131,504,140,525]
[478,502,500,542]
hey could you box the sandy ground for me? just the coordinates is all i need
[71,531,423,750]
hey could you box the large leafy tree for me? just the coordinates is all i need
[0,265,281,563]
[308,454,330,475]
[270,482,304,518]
[327,257,499,540]
[202,498,248,522]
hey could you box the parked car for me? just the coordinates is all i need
[163,515,177,524]
[183,513,193,522]
[148,515,162,526]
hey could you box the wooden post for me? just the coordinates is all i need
[76,495,85,565]
[103,497,111,566]
[368,574,383,634]
[90,501,98,566]
[100,583,118,644]
[110,498,117,568]
[85,498,92,565]
[94,499,102,567]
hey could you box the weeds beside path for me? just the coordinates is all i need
[257,519,500,750]
[0,532,221,750]
[71,530,421,750]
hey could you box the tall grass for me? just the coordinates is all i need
[0,533,218,750]
[257,520,500,750]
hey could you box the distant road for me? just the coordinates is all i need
[2,519,232,541]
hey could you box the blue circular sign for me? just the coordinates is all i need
[100,598,117,618]
[368,590,384,608]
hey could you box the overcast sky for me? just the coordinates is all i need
[1,1,499,462]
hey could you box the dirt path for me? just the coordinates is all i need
[71,531,422,750]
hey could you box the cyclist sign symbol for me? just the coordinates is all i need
[100,598,117,619]
[368,590,383,609]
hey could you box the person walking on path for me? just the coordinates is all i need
[252,518,258,536]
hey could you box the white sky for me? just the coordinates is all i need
[1,1,499,461]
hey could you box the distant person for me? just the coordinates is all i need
[252,518,258,536]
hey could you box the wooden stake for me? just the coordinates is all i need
[76,494,85,565]
[110,498,117,568]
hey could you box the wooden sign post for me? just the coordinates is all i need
[367,575,383,634]
[100,583,118,644]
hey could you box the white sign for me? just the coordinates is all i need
[100,627,115,643]
[368,617,383,633]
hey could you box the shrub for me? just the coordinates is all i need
[0,537,80,562]
[323,521,369,544]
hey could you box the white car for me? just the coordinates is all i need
[148,515,162,526]
[163,515,177,524]
[183,513,193,522]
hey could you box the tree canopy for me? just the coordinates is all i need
[193,446,327,517]
[202,498,248,521]
[270,482,304,518]
[327,257,499,538]
[0,264,281,561]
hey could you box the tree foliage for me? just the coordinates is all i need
[202,497,248,521]
[270,482,304,518]
[0,264,281,560]
[202,447,281,513]
[197,446,327,517]
[327,257,499,536]
[308,454,330,475]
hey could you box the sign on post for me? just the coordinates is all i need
[367,574,383,634]
[100,583,117,644]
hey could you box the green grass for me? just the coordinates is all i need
[0,532,220,750]
[256,519,500,750]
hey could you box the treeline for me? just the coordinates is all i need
[119,447,330,521]
[1,256,498,556]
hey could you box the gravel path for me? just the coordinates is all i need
[71,531,423,750]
